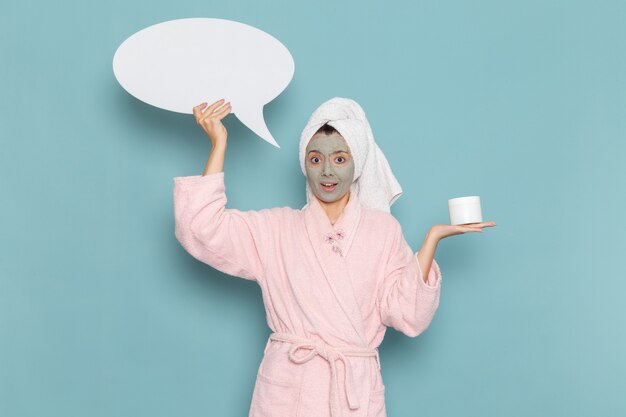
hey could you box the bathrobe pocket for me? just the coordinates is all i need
[368,361,386,417]
[368,386,386,417]
[250,340,303,416]
[251,372,301,417]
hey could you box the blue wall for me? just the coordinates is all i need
[2,0,625,416]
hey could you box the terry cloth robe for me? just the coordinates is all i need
[173,171,442,417]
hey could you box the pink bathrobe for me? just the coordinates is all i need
[173,171,442,417]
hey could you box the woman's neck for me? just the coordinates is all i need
[317,192,350,225]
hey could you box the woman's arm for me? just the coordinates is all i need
[173,100,270,282]
[416,231,440,284]
[174,172,270,282]
[377,218,442,338]
[203,140,226,175]
[419,221,498,278]
[193,99,231,175]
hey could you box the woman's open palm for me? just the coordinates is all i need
[431,221,497,241]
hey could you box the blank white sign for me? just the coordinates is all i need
[113,18,295,147]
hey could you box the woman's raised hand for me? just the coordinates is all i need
[193,99,232,147]
[429,222,497,241]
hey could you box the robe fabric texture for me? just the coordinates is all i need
[173,172,442,417]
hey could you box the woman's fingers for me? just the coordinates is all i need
[432,221,496,240]
[457,226,482,233]
[214,102,232,119]
[199,101,230,125]
[465,221,496,227]
[458,221,497,233]
[191,99,230,144]
[193,102,207,112]
[192,102,208,121]
[193,99,225,122]
[204,99,225,114]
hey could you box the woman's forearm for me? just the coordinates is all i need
[416,229,440,283]
[202,142,227,176]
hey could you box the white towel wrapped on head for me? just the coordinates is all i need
[299,97,403,213]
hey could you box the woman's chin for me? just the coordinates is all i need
[314,191,348,204]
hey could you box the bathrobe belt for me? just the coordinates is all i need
[269,332,380,417]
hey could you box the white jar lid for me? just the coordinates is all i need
[448,196,480,206]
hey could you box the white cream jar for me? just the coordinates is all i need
[448,196,483,225]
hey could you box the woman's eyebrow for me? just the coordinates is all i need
[307,150,349,154]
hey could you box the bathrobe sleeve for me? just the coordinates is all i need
[173,171,269,283]
[377,217,442,337]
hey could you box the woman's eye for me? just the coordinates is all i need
[335,156,345,163]
[311,156,320,164]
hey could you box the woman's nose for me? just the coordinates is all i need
[322,159,333,176]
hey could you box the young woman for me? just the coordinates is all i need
[174,97,496,417]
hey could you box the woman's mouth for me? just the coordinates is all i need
[320,182,338,192]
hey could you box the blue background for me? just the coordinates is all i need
[2,0,625,416]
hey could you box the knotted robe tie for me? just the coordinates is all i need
[269,332,380,417]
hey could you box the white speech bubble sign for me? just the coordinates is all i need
[112,18,295,148]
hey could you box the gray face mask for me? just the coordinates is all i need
[305,132,355,203]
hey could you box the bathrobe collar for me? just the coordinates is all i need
[305,186,360,249]
[303,185,367,345]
